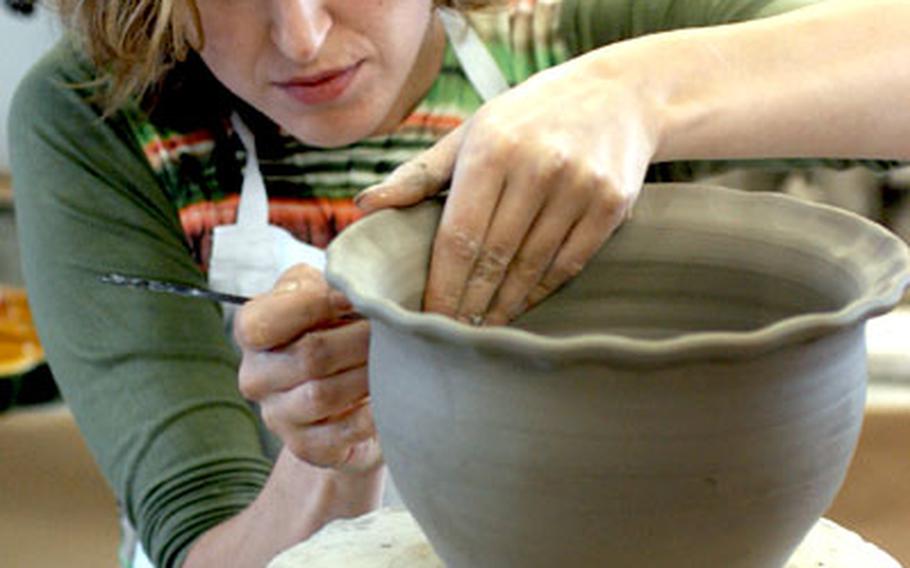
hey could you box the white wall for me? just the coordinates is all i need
[0,6,61,173]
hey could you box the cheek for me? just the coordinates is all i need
[195,2,263,87]
[198,44,244,97]
[373,3,433,60]
[200,39,265,101]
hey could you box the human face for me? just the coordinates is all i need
[194,0,445,147]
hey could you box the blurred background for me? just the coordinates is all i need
[1,2,908,567]
[1,4,121,567]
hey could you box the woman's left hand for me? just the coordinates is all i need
[356,57,659,325]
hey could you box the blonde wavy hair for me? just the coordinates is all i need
[56,0,499,112]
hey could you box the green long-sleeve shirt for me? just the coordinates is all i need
[9,1,852,565]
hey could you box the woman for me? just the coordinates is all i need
[8,0,906,566]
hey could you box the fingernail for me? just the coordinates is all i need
[275,278,301,294]
[354,185,385,209]
[353,189,369,207]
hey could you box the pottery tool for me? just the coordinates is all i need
[100,273,251,304]
[99,273,363,322]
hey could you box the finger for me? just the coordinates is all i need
[238,319,369,399]
[354,124,466,213]
[284,401,377,469]
[422,134,510,316]
[482,193,585,325]
[260,366,369,427]
[524,199,627,310]
[234,264,353,350]
[454,147,572,323]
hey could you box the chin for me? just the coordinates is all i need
[272,90,394,148]
[278,114,385,148]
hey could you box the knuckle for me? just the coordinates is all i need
[471,120,519,161]
[439,227,482,264]
[473,244,511,282]
[237,360,264,400]
[237,378,257,401]
[260,403,280,433]
[593,185,630,218]
[547,256,586,287]
[510,253,546,282]
[297,332,331,377]
[537,145,572,180]
[341,408,375,444]
[491,132,520,158]
[599,193,626,217]
[299,380,334,414]
[586,166,614,190]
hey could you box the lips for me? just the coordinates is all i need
[276,62,363,105]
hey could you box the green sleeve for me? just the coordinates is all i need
[559,0,821,54]
[9,42,271,568]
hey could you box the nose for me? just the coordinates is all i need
[271,0,332,63]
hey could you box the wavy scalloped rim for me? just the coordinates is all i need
[327,185,910,367]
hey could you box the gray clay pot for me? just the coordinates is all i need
[326,183,910,568]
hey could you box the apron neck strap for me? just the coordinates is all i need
[437,7,510,102]
[230,113,270,227]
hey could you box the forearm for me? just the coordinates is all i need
[584,0,910,162]
[183,448,384,568]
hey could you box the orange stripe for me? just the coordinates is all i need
[402,112,464,131]
[178,195,240,236]
[178,196,365,254]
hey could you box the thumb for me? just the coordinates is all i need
[355,124,465,213]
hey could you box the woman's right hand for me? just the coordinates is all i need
[234,264,382,472]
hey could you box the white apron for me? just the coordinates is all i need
[131,8,507,566]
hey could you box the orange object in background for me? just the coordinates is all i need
[0,286,39,336]
[0,286,43,374]
[0,286,55,410]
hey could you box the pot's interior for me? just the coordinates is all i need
[512,224,858,340]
